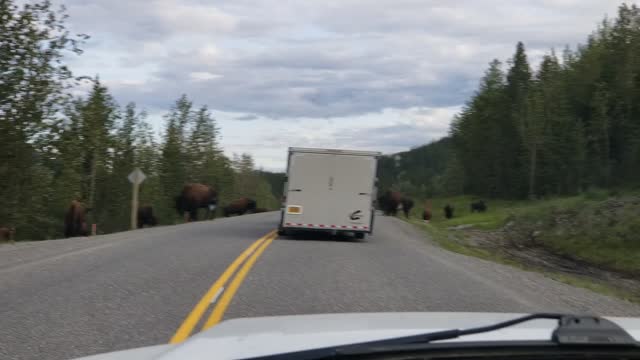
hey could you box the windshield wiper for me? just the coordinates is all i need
[249,313,639,360]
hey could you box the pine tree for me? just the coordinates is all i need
[586,84,611,187]
[160,95,193,210]
[187,105,222,184]
[451,59,508,197]
[0,0,86,238]
[504,42,531,198]
[105,102,143,231]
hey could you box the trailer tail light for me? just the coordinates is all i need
[287,205,302,214]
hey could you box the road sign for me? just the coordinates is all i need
[128,168,146,185]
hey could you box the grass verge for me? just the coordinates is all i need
[405,197,640,304]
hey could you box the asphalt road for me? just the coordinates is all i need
[1,213,639,360]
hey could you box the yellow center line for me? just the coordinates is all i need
[169,230,276,344]
[202,233,276,330]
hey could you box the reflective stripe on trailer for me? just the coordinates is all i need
[284,223,369,229]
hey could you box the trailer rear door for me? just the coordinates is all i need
[283,152,331,227]
[329,154,376,231]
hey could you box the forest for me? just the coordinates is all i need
[0,1,279,241]
[4,1,640,241]
[380,3,640,200]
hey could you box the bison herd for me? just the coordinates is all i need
[53,182,266,239]
[377,190,414,217]
[1,182,490,241]
[377,189,488,222]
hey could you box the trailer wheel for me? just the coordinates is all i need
[355,232,365,240]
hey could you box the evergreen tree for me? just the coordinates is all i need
[504,42,531,198]
[160,95,193,212]
[0,0,86,238]
[187,105,222,184]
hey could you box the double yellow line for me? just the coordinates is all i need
[169,230,277,343]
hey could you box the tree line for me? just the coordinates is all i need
[381,3,640,200]
[0,0,278,241]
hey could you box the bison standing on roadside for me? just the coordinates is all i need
[0,227,15,242]
[64,200,90,238]
[401,198,414,218]
[378,190,403,216]
[223,197,257,217]
[423,200,432,222]
[137,205,158,228]
[175,183,218,222]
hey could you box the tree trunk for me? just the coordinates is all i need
[89,155,97,208]
[528,142,537,199]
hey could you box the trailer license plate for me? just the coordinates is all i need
[287,206,302,214]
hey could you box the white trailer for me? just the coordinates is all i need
[278,147,381,239]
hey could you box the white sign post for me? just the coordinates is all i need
[128,168,146,230]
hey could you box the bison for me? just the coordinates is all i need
[64,200,90,238]
[137,205,157,228]
[378,190,402,216]
[0,227,15,242]
[470,200,487,213]
[223,197,257,217]
[401,198,414,218]
[444,204,454,219]
[175,183,218,221]
[423,200,432,222]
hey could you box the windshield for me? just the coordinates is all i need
[1,1,640,360]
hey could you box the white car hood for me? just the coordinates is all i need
[77,312,640,360]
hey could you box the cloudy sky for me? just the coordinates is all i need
[58,0,633,170]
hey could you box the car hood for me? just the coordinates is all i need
[76,312,640,360]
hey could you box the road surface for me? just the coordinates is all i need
[1,213,639,360]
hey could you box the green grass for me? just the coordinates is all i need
[410,195,589,231]
[414,194,640,274]
[404,193,640,303]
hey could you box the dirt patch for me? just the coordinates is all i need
[454,210,640,299]
[469,229,638,289]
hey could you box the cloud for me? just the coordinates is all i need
[189,72,222,82]
[217,106,458,170]
[56,0,634,167]
[233,114,259,121]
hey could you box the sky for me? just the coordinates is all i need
[56,0,634,171]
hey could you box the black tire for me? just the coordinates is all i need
[277,228,287,236]
[355,232,365,240]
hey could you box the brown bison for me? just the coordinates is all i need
[378,190,414,218]
[137,205,158,228]
[223,197,257,217]
[64,200,90,238]
[423,200,432,222]
[175,183,218,221]
[444,204,454,219]
[378,190,403,216]
[0,227,15,242]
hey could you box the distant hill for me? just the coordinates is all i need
[258,139,454,203]
[376,137,456,198]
